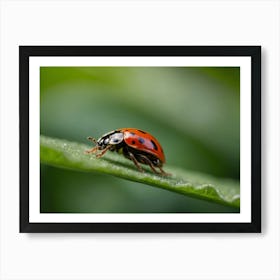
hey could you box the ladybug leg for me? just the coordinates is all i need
[158,166,170,177]
[96,145,112,158]
[85,136,98,154]
[138,155,161,175]
[85,146,98,154]
[138,155,170,176]
[127,152,144,172]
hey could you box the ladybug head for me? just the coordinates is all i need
[88,131,124,150]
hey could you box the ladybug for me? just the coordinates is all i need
[85,128,168,176]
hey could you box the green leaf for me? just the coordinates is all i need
[40,135,240,209]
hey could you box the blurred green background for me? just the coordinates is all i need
[40,66,240,213]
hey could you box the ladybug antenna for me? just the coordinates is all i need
[87,136,97,144]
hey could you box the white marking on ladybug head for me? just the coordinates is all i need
[109,132,124,145]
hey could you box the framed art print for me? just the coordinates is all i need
[19,46,261,233]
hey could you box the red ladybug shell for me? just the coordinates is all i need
[119,128,165,163]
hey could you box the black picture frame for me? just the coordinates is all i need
[20,46,261,233]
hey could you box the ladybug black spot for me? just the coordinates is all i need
[131,140,136,145]
[138,137,145,144]
[137,129,147,134]
[150,139,158,150]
